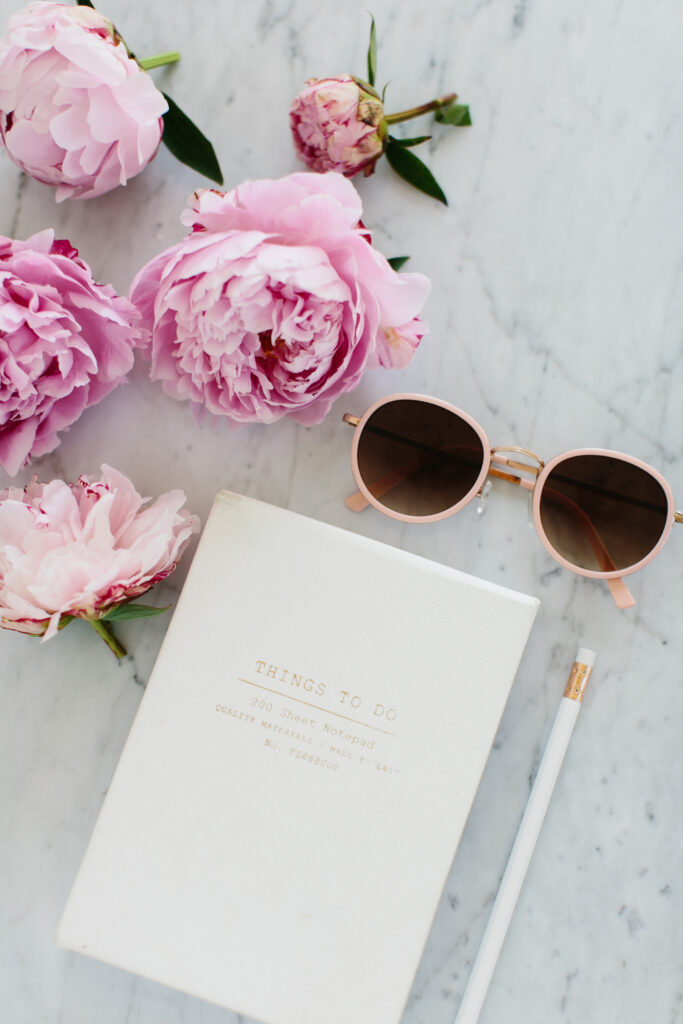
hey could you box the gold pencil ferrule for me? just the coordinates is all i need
[564,661,592,702]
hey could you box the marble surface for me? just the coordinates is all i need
[1,0,682,1022]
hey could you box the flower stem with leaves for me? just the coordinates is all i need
[75,0,222,184]
[366,16,471,204]
[85,602,171,659]
[290,16,471,204]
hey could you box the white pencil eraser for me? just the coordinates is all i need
[576,647,596,667]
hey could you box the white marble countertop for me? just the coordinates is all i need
[2,1,682,1022]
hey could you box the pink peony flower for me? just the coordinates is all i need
[290,75,386,177]
[376,321,424,370]
[0,464,199,650]
[130,172,430,425]
[289,17,472,203]
[0,230,142,476]
[0,2,168,201]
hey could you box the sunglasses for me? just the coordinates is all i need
[343,394,683,609]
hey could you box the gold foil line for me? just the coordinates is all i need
[564,661,592,702]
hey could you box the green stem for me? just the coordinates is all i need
[88,618,127,659]
[138,51,181,71]
[384,92,457,125]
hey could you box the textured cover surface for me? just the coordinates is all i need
[57,492,539,1024]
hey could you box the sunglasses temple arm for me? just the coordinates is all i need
[347,490,370,512]
[488,466,635,609]
[606,576,636,609]
[540,486,636,609]
[346,443,484,512]
[344,440,637,609]
[345,456,427,512]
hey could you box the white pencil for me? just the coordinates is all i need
[454,647,596,1024]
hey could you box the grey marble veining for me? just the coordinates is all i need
[1,0,682,1022]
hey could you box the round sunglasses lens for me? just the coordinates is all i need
[356,399,485,517]
[539,454,669,572]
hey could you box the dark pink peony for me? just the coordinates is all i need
[130,172,430,425]
[0,230,142,475]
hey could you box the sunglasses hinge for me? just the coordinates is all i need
[343,413,361,427]
[675,510,683,524]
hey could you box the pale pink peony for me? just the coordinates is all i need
[290,75,386,177]
[130,172,430,425]
[0,230,142,476]
[0,464,199,641]
[0,2,168,200]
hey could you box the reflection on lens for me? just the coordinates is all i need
[356,399,485,517]
[539,454,669,572]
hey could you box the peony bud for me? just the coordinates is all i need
[289,17,471,204]
[290,74,387,178]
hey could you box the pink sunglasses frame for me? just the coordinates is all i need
[344,394,682,609]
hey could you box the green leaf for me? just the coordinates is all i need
[101,603,171,622]
[350,75,381,100]
[434,102,472,127]
[384,140,448,205]
[161,92,223,185]
[388,134,431,148]
[367,15,377,87]
[381,82,389,104]
[387,256,410,271]
[77,0,95,6]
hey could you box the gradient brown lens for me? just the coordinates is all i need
[356,399,485,517]
[539,454,669,572]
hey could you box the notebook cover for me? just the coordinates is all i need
[57,491,539,1024]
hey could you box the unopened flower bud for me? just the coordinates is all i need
[289,74,386,178]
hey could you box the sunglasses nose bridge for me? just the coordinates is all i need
[490,447,544,493]
[491,446,544,470]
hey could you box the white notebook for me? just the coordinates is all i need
[57,491,539,1024]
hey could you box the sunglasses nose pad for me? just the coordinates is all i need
[476,479,492,517]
